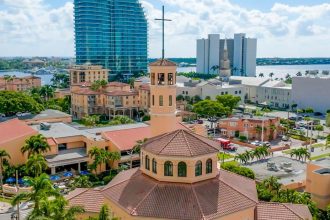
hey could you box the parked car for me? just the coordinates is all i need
[197,119,203,124]
[251,140,261,146]
[223,143,238,151]
[262,141,271,148]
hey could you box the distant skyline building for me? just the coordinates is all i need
[74,0,148,79]
[196,33,257,77]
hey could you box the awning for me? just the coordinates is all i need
[46,148,88,167]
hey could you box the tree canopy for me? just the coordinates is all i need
[216,94,241,111]
[0,91,44,115]
[193,100,230,117]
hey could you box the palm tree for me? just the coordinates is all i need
[40,85,55,101]
[21,134,50,157]
[258,73,264,78]
[296,72,302,77]
[26,154,47,177]
[268,72,274,80]
[210,65,219,73]
[98,204,110,220]
[107,151,121,174]
[264,176,281,195]
[12,173,60,216]
[88,147,102,173]
[0,150,10,188]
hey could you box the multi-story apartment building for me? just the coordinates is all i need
[69,65,109,84]
[197,33,257,77]
[218,115,281,141]
[0,75,41,91]
[74,0,148,79]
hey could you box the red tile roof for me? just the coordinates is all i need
[0,119,37,145]
[68,168,257,219]
[66,188,105,213]
[108,82,129,87]
[103,126,152,151]
[105,90,138,96]
[256,202,312,220]
[71,88,100,95]
[149,59,177,67]
[142,129,220,157]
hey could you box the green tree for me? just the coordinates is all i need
[0,150,10,188]
[26,154,48,177]
[0,91,44,115]
[21,134,50,157]
[82,115,100,127]
[12,173,60,216]
[70,175,93,189]
[51,73,70,88]
[216,94,241,112]
[176,95,184,101]
[193,99,230,118]
[40,85,55,101]
[99,204,110,220]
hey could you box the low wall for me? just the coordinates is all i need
[2,184,32,195]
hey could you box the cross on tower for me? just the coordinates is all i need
[155,6,172,60]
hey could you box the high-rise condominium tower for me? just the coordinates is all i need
[196,33,257,77]
[74,0,148,79]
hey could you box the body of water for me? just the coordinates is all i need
[1,64,330,85]
[177,64,330,79]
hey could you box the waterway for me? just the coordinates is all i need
[1,64,330,85]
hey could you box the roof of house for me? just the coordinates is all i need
[103,126,152,151]
[108,82,129,87]
[149,59,177,67]
[230,76,269,86]
[0,119,37,145]
[103,123,190,151]
[65,188,105,213]
[105,90,138,96]
[142,129,220,157]
[256,202,312,220]
[68,168,258,219]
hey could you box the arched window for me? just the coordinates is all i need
[169,95,172,106]
[152,158,157,174]
[145,155,150,170]
[206,159,212,174]
[195,160,202,176]
[152,95,155,106]
[151,73,155,85]
[168,73,173,85]
[159,95,163,106]
[178,162,187,177]
[164,161,173,176]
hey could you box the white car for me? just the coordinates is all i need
[251,141,261,146]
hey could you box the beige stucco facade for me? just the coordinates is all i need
[305,162,330,210]
[69,64,109,84]
[0,75,41,92]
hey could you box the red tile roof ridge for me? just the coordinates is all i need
[130,183,158,216]
[219,170,258,203]
[65,188,89,200]
[182,130,194,157]
[191,184,207,220]
[282,202,309,219]
[156,130,182,155]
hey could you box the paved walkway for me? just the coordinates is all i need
[0,202,11,214]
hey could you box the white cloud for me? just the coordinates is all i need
[0,0,329,57]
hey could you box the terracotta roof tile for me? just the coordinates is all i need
[105,90,138,96]
[0,119,37,145]
[256,202,312,220]
[108,82,129,87]
[66,188,105,213]
[99,168,257,219]
[142,129,220,157]
[103,126,152,151]
[149,59,177,67]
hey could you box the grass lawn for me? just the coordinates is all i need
[310,153,330,161]
[0,196,12,204]
[217,152,234,160]
[282,149,292,154]
[220,160,239,166]
[311,143,325,148]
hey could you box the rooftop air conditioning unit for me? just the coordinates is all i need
[40,122,51,130]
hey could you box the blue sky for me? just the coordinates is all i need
[1,0,330,58]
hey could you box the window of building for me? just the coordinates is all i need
[195,161,202,176]
[152,95,155,106]
[152,158,157,174]
[164,161,173,176]
[235,91,238,94]
[225,91,228,94]
[239,90,241,94]
[168,73,174,85]
[229,122,237,127]
[58,143,67,151]
[159,95,163,106]
[206,159,212,174]
[182,91,185,94]
[141,152,144,165]
[221,92,224,95]
[169,95,172,106]
[158,73,165,85]
[145,155,150,170]
[178,162,187,177]
[151,73,155,85]
[185,91,188,95]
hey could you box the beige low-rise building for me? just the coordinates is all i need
[0,75,41,92]
[305,158,330,210]
[69,64,109,84]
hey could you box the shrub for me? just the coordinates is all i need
[142,115,150,121]
[239,135,247,142]
[221,162,255,179]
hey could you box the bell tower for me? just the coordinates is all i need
[149,59,177,137]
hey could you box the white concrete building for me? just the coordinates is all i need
[196,34,220,74]
[292,77,330,113]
